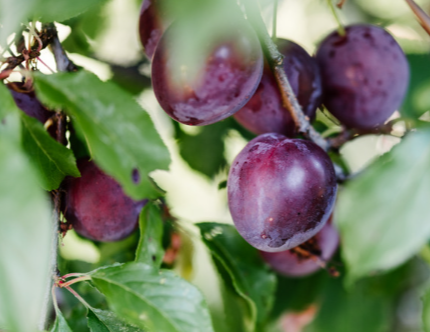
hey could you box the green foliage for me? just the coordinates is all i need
[33,71,170,200]
[423,283,430,332]
[20,113,80,190]
[87,307,143,332]
[0,0,107,45]
[401,53,430,119]
[336,129,430,282]
[304,277,392,332]
[0,110,52,331]
[197,223,277,330]
[89,263,215,332]
[51,306,73,332]
[135,202,165,267]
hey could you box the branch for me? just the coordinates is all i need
[328,119,399,150]
[44,23,78,72]
[38,23,77,331]
[243,0,330,151]
[405,0,430,36]
[0,24,56,79]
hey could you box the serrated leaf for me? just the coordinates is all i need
[33,71,170,200]
[0,112,52,332]
[196,222,277,329]
[89,263,214,332]
[135,202,164,268]
[51,306,73,332]
[20,113,80,191]
[336,129,430,282]
[87,307,143,332]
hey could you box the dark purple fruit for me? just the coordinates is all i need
[64,160,147,242]
[316,24,409,130]
[138,0,166,59]
[228,133,337,252]
[234,39,322,136]
[151,21,263,126]
[260,219,339,277]
[7,82,53,124]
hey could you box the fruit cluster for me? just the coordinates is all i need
[139,0,409,276]
[4,0,409,277]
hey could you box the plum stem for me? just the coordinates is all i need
[65,286,92,308]
[59,275,92,288]
[404,0,430,36]
[62,272,87,279]
[326,0,346,36]
[243,0,330,151]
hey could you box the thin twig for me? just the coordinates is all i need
[0,24,56,80]
[405,0,430,36]
[243,0,330,151]
[337,0,346,9]
[65,286,91,308]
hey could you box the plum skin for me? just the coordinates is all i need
[260,220,339,277]
[228,133,337,252]
[316,24,409,130]
[234,39,322,136]
[151,21,263,126]
[7,82,53,124]
[64,160,147,242]
[138,0,164,59]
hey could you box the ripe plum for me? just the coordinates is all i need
[260,219,339,277]
[316,24,409,130]
[64,160,147,242]
[7,82,53,124]
[151,21,263,126]
[138,0,166,59]
[228,133,337,252]
[234,39,322,136]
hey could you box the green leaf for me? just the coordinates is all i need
[33,71,170,200]
[336,129,430,281]
[90,262,214,332]
[135,202,164,268]
[0,0,106,46]
[196,222,277,329]
[51,306,73,332]
[401,53,430,119]
[20,113,80,191]
[87,307,143,332]
[175,121,227,178]
[423,284,430,332]
[270,272,328,320]
[0,111,52,332]
[33,0,108,24]
[304,277,392,332]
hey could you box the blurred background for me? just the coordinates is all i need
[13,0,429,331]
